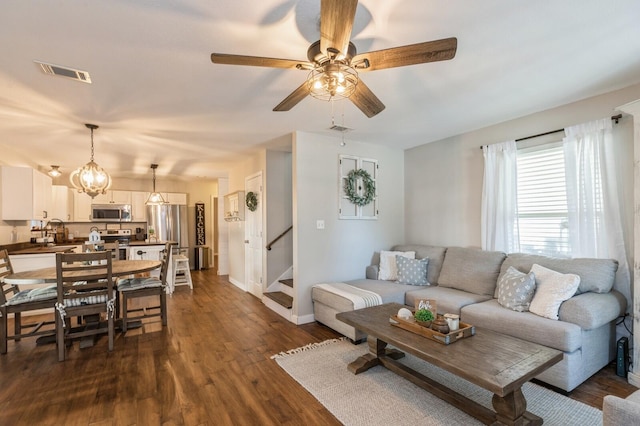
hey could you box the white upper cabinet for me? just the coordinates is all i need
[1,166,52,221]
[131,191,147,222]
[163,192,187,205]
[73,190,93,222]
[92,190,132,204]
[51,185,74,221]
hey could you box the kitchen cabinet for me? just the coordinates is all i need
[128,244,166,278]
[1,166,52,221]
[93,190,132,204]
[51,185,74,221]
[73,191,93,222]
[224,191,245,222]
[131,191,147,222]
[162,192,187,205]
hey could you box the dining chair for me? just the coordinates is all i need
[55,251,116,361]
[83,241,119,259]
[1,249,57,354]
[117,242,170,332]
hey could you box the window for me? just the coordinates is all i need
[516,142,571,257]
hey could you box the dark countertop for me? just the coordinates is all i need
[8,245,79,255]
[128,241,177,247]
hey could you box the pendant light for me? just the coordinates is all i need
[70,123,111,198]
[145,164,166,205]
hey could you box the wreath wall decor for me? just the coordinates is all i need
[246,191,258,211]
[344,168,375,206]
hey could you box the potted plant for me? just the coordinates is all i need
[414,308,434,327]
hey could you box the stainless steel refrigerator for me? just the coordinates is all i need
[146,204,189,249]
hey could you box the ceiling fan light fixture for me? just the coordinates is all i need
[70,124,111,198]
[307,63,358,101]
[47,165,62,178]
[145,163,166,205]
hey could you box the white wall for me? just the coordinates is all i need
[293,131,405,322]
[227,151,265,289]
[266,150,293,286]
[405,82,640,253]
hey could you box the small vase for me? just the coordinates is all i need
[416,320,432,328]
[431,318,450,334]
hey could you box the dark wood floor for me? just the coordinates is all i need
[0,269,636,424]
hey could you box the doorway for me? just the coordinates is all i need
[245,172,263,298]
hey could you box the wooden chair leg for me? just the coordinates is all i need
[122,295,128,333]
[108,313,114,352]
[56,312,65,362]
[14,312,21,342]
[1,307,7,354]
[161,292,167,326]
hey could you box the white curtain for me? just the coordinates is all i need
[563,119,631,305]
[481,141,520,253]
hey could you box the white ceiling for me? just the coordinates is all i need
[1,0,639,181]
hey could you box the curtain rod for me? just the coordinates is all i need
[480,114,623,149]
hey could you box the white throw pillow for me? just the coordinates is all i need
[378,250,415,281]
[529,264,580,320]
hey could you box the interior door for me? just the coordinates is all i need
[245,173,263,298]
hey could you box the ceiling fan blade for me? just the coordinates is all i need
[350,80,385,118]
[211,53,312,70]
[273,82,310,112]
[352,37,457,71]
[320,0,358,58]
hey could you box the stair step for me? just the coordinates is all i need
[264,292,293,309]
[279,279,293,288]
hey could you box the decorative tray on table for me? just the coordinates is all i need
[389,314,475,345]
[389,299,476,345]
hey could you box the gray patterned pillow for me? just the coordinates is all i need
[497,266,536,312]
[396,256,429,286]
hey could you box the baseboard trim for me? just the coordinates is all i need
[228,277,246,291]
[293,313,315,325]
[628,370,640,387]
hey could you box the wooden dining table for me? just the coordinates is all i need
[4,259,162,348]
[4,259,162,285]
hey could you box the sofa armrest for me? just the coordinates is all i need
[366,265,379,280]
[558,290,626,330]
[603,393,640,426]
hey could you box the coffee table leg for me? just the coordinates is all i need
[347,337,405,375]
[492,388,542,426]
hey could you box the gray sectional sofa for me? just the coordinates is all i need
[311,244,627,392]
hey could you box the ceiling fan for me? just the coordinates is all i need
[210,0,457,118]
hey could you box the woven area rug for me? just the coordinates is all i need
[272,338,602,426]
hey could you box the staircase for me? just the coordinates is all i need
[263,278,293,320]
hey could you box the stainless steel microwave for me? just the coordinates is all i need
[91,204,132,222]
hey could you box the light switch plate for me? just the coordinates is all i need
[316,220,325,230]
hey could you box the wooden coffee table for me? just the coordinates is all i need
[336,303,563,426]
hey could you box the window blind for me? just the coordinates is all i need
[516,142,570,257]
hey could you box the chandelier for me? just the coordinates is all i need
[307,62,358,101]
[145,163,166,205]
[70,123,111,198]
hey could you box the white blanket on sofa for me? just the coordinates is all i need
[314,282,383,310]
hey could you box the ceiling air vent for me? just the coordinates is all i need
[34,61,92,84]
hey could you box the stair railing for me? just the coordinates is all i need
[266,225,293,251]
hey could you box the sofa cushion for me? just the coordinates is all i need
[529,264,580,320]
[396,256,429,286]
[461,299,582,352]
[496,266,536,312]
[392,245,447,286]
[437,247,506,296]
[497,253,617,296]
[378,250,415,280]
[404,286,492,316]
[347,279,417,304]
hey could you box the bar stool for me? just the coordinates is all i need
[171,251,193,292]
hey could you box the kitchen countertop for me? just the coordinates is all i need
[8,245,79,255]
[128,241,177,247]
